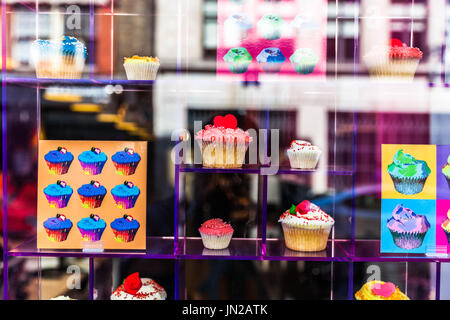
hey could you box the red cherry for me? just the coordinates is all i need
[223,114,237,129]
[123,272,142,295]
[390,38,403,47]
[213,115,225,127]
[296,200,311,215]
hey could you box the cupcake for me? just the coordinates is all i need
[278,200,335,252]
[44,180,73,208]
[57,36,88,79]
[50,296,75,300]
[31,40,56,78]
[43,214,72,242]
[77,181,107,209]
[363,39,423,81]
[44,147,74,175]
[78,147,108,175]
[194,114,253,168]
[257,14,284,40]
[290,14,319,37]
[355,281,409,300]
[77,214,107,242]
[111,147,141,176]
[123,55,160,80]
[223,47,253,74]
[387,204,430,250]
[198,218,234,250]
[441,155,450,189]
[31,36,87,79]
[111,273,167,300]
[111,214,140,243]
[256,47,286,73]
[286,140,321,169]
[289,48,319,74]
[441,210,450,244]
[224,14,252,46]
[387,149,431,195]
[111,181,140,209]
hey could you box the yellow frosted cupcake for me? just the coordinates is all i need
[278,200,334,252]
[355,280,409,300]
[123,55,160,80]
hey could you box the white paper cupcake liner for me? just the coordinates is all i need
[281,222,332,252]
[258,61,284,73]
[364,57,420,81]
[287,148,321,169]
[33,52,85,79]
[124,61,160,80]
[199,231,233,250]
[197,140,249,168]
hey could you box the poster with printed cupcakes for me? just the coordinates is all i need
[37,140,147,250]
[217,0,328,81]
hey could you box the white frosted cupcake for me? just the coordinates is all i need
[199,218,234,250]
[111,272,167,300]
[123,55,160,80]
[224,13,252,46]
[286,140,321,169]
[50,296,75,300]
[279,200,334,252]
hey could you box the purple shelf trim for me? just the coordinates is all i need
[2,0,9,301]
[180,164,353,176]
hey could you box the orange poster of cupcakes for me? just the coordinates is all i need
[38,140,147,250]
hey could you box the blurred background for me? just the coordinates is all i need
[0,0,449,300]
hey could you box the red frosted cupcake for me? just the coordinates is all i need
[198,218,234,250]
[364,38,423,81]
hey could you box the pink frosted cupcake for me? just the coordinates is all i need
[195,114,253,168]
[286,140,321,169]
[364,38,423,81]
[199,218,234,250]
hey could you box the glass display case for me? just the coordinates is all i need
[1,0,449,300]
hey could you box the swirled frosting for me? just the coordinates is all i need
[355,280,409,300]
[289,48,319,65]
[278,200,334,229]
[387,149,431,179]
[442,210,450,233]
[442,155,450,177]
[111,278,167,300]
[287,140,320,152]
[387,204,430,234]
[198,218,234,236]
[225,14,252,30]
[223,47,253,63]
[195,124,253,143]
[257,47,286,63]
[44,149,73,163]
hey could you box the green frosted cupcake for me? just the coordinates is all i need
[290,48,319,75]
[387,149,431,195]
[223,47,253,74]
[257,14,284,40]
[442,155,450,189]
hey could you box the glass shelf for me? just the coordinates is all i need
[264,239,349,262]
[4,76,155,90]
[176,237,261,260]
[8,236,175,259]
[340,240,450,262]
[180,164,354,176]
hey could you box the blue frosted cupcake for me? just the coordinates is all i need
[44,147,74,175]
[111,214,140,243]
[256,47,286,73]
[223,47,253,74]
[43,214,72,242]
[78,147,108,175]
[111,181,140,209]
[44,180,73,208]
[111,148,141,176]
[77,181,107,209]
[77,214,107,242]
